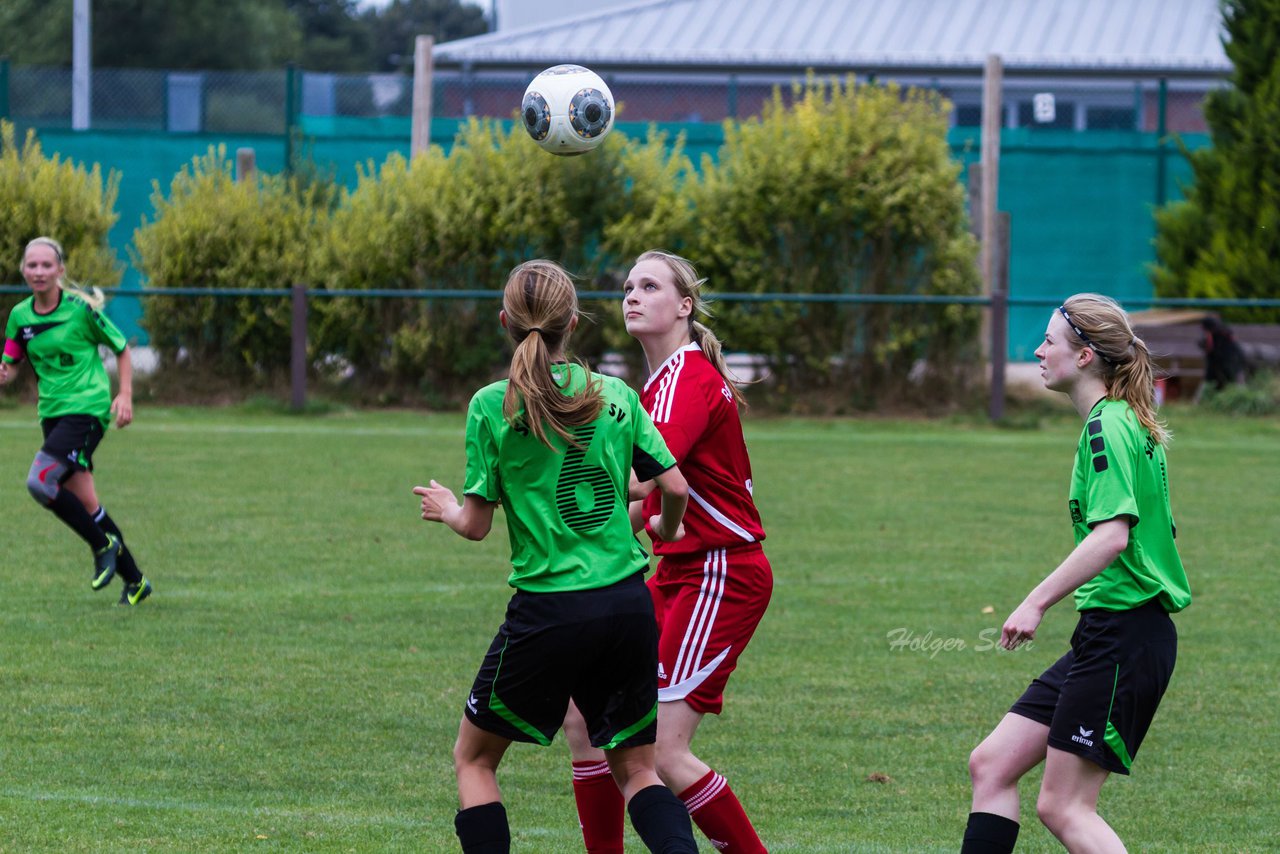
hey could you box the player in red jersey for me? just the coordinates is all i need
[566,250,771,853]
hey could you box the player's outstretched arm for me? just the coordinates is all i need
[413,481,496,541]
[0,360,16,385]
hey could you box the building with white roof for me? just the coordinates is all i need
[435,0,1229,130]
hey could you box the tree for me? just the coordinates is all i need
[0,0,487,72]
[287,0,374,72]
[1150,0,1280,320]
[0,0,299,70]
[364,0,489,71]
[0,1,70,66]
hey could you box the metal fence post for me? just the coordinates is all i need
[291,284,307,410]
[1155,77,1169,207]
[988,212,1011,422]
[0,58,9,121]
[284,63,299,176]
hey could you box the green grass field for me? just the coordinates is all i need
[0,403,1276,852]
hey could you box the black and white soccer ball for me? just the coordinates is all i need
[521,64,615,156]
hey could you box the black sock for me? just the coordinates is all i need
[627,785,698,854]
[961,811,1020,854]
[454,802,509,854]
[93,506,142,583]
[48,488,110,552]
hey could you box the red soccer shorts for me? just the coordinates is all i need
[649,544,773,715]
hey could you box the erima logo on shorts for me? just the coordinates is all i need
[466,693,478,713]
[1071,726,1095,747]
[657,663,667,680]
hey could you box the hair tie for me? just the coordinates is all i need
[527,327,544,335]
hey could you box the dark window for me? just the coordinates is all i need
[1085,106,1137,130]
[953,104,983,126]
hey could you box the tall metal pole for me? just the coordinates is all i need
[989,213,1011,422]
[0,58,10,122]
[284,63,298,176]
[291,284,308,411]
[1155,78,1169,207]
[72,0,91,130]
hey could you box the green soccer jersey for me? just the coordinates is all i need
[3,292,128,424]
[463,362,676,593]
[1070,398,1191,613]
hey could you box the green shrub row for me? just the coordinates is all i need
[0,122,120,305]
[8,79,983,408]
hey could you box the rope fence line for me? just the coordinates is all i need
[2,285,1277,416]
[3,284,1279,308]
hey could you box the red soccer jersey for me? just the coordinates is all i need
[640,343,765,555]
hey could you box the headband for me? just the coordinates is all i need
[27,238,64,264]
[1057,305,1117,366]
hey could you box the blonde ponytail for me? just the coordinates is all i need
[690,320,747,408]
[502,260,603,449]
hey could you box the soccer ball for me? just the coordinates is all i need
[521,64,615,156]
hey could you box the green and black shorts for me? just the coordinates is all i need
[463,571,658,750]
[1010,599,1177,775]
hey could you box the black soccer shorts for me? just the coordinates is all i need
[463,571,659,750]
[1010,599,1177,775]
[40,414,107,473]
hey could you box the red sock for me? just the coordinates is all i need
[678,769,766,853]
[572,759,624,853]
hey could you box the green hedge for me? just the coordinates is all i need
[690,79,982,406]
[117,79,979,408]
[0,121,120,310]
[132,146,328,380]
[311,120,688,402]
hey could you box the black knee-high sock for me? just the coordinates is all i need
[47,488,110,552]
[93,507,142,583]
[961,811,1020,854]
[454,802,509,854]
[627,785,698,854]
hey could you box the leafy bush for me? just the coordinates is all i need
[132,145,329,380]
[312,120,689,403]
[122,81,983,410]
[626,78,982,408]
[1199,371,1280,415]
[0,121,121,303]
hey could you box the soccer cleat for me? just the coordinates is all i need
[92,535,121,590]
[118,577,153,606]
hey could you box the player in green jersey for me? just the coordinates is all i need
[413,259,697,854]
[962,294,1191,854]
[0,237,152,605]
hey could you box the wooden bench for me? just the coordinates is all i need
[1130,310,1280,401]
